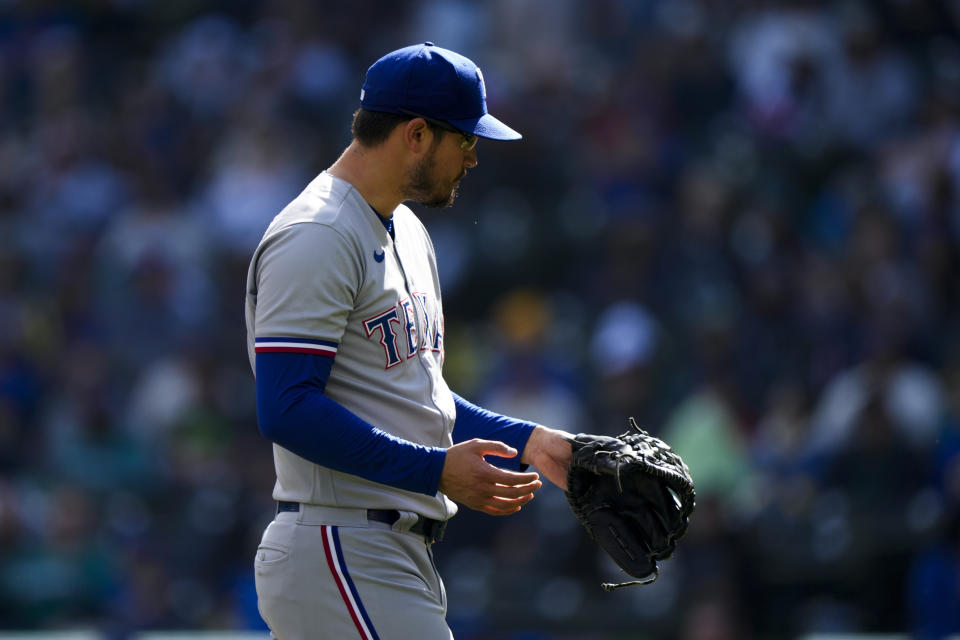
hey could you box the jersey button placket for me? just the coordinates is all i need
[390,237,450,446]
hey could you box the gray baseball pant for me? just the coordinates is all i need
[254,504,453,640]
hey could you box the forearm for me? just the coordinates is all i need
[256,352,446,495]
[451,392,537,470]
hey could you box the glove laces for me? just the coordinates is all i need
[600,567,659,591]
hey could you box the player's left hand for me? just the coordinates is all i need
[521,425,574,491]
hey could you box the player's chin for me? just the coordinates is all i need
[420,183,460,209]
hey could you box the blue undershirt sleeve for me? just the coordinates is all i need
[255,351,447,496]
[451,392,538,471]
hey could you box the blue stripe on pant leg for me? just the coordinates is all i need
[332,526,381,640]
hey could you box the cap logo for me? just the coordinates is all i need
[360,88,366,101]
[476,68,486,100]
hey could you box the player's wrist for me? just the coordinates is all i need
[520,425,557,466]
[425,446,449,497]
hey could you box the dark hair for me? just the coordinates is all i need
[351,108,443,147]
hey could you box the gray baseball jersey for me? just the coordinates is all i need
[245,171,457,521]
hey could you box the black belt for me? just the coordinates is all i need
[276,502,446,544]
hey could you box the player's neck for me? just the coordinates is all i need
[327,142,401,218]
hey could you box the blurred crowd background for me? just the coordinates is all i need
[1,0,959,638]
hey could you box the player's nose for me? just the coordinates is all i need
[463,147,478,169]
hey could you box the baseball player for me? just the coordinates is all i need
[245,43,573,639]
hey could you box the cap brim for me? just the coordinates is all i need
[447,113,522,141]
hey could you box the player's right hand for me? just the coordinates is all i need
[439,439,542,516]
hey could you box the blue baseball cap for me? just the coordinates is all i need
[360,42,521,141]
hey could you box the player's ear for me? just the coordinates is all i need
[401,118,433,154]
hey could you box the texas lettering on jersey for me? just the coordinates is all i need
[363,292,443,369]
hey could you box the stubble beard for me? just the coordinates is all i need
[404,149,460,209]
